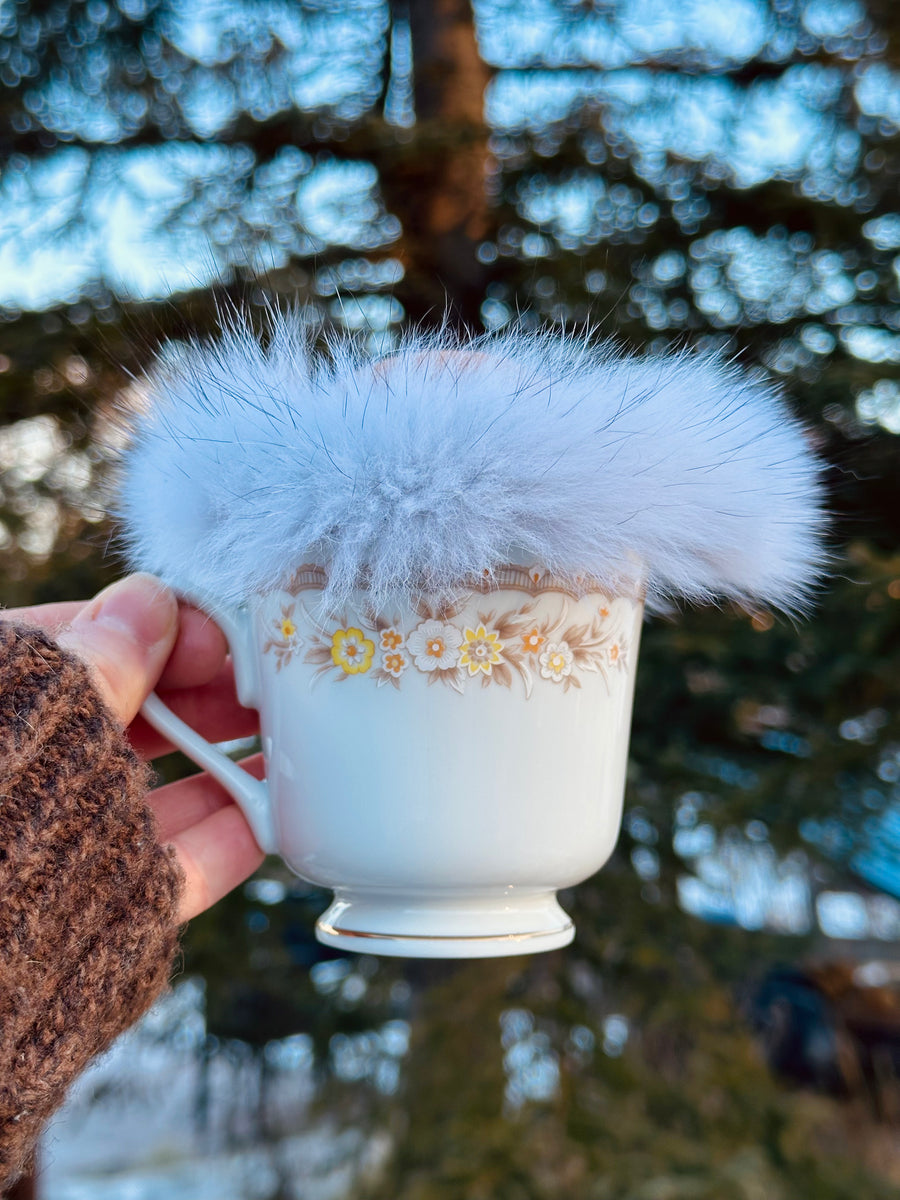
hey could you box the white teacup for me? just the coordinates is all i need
[142,563,643,958]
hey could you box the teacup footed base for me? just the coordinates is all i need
[314,889,575,959]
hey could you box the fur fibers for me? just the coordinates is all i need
[117,318,827,615]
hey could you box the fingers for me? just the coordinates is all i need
[155,604,229,691]
[8,577,268,921]
[56,574,179,726]
[171,803,266,922]
[151,754,265,840]
[129,661,259,758]
[4,593,231,699]
[152,758,267,922]
[3,599,86,633]
[9,577,240,741]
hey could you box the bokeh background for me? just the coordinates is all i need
[3,1,900,1196]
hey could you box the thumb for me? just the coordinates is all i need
[58,573,179,726]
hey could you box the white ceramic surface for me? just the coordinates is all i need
[142,566,644,957]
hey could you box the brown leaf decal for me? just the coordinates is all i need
[571,645,595,666]
[305,644,333,665]
[494,608,524,640]
[562,623,589,645]
[493,662,513,689]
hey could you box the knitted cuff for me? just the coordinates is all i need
[0,623,184,1187]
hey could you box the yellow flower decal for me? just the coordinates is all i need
[281,614,297,639]
[331,627,375,674]
[459,625,504,676]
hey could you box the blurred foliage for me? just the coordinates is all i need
[4,0,900,1196]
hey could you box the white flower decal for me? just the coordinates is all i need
[263,602,305,670]
[539,641,574,683]
[407,619,463,671]
[607,639,628,671]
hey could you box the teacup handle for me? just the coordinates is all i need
[140,600,278,855]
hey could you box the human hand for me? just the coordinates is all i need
[5,573,265,922]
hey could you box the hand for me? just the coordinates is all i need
[6,573,265,922]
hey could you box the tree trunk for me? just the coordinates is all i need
[384,0,493,331]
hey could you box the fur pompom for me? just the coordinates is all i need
[116,317,827,615]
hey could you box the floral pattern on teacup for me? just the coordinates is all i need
[330,627,375,675]
[606,638,628,671]
[459,625,504,677]
[407,619,463,671]
[380,628,404,651]
[262,603,305,671]
[381,649,409,679]
[539,641,574,684]
[520,626,546,655]
[269,594,633,696]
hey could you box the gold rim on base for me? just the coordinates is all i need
[316,919,574,944]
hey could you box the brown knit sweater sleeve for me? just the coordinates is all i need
[0,622,183,1188]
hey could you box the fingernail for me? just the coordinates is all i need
[75,573,177,650]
